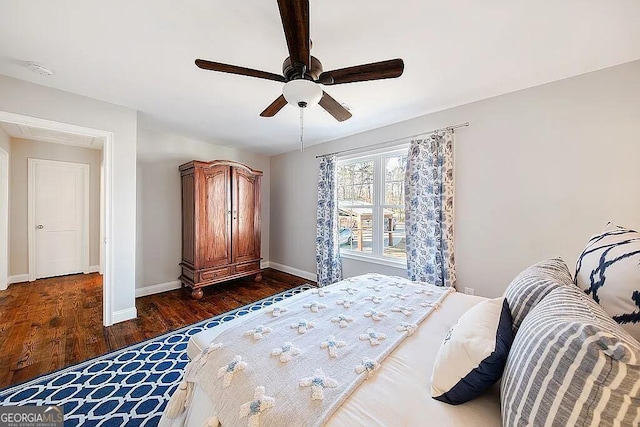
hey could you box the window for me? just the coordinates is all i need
[337,148,408,264]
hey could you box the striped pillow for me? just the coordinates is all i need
[575,223,640,342]
[501,285,640,426]
[503,258,573,334]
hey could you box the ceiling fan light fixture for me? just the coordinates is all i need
[282,79,322,108]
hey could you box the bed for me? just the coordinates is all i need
[159,274,502,427]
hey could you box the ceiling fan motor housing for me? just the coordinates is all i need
[282,56,323,81]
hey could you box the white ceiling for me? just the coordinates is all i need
[0,121,104,149]
[0,1,639,155]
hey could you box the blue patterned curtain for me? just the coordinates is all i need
[404,130,456,287]
[316,156,343,287]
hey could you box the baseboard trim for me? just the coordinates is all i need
[8,267,101,284]
[111,307,137,324]
[86,265,100,274]
[8,274,29,284]
[133,262,313,298]
[135,280,182,298]
[268,262,317,282]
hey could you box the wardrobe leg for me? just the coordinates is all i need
[191,288,203,300]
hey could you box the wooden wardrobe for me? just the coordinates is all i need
[179,160,262,299]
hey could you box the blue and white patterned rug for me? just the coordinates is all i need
[0,285,311,426]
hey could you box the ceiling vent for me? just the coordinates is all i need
[26,61,54,76]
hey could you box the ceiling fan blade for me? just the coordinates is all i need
[319,91,352,122]
[195,59,286,83]
[260,95,288,117]
[277,0,310,72]
[317,58,404,85]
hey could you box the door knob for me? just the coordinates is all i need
[36,224,44,229]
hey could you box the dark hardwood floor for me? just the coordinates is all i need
[0,268,311,389]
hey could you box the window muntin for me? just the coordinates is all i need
[337,149,407,262]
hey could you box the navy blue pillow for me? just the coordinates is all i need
[431,298,513,405]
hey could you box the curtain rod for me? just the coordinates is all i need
[315,122,469,159]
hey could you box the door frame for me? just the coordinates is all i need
[0,111,115,326]
[28,158,90,281]
[99,162,104,275]
[0,147,8,291]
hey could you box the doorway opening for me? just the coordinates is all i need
[0,111,115,326]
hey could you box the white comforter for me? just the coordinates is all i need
[162,277,502,427]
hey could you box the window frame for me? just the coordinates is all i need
[337,145,409,267]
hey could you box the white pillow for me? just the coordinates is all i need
[431,297,513,405]
[575,222,640,341]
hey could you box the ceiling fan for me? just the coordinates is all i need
[195,0,405,122]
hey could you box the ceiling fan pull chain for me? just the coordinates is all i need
[299,106,305,152]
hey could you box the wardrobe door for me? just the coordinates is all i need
[181,170,196,268]
[198,165,232,268]
[232,167,261,264]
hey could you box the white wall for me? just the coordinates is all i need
[270,60,640,297]
[0,75,137,317]
[136,127,271,290]
[8,138,102,275]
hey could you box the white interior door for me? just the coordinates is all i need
[29,159,89,280]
